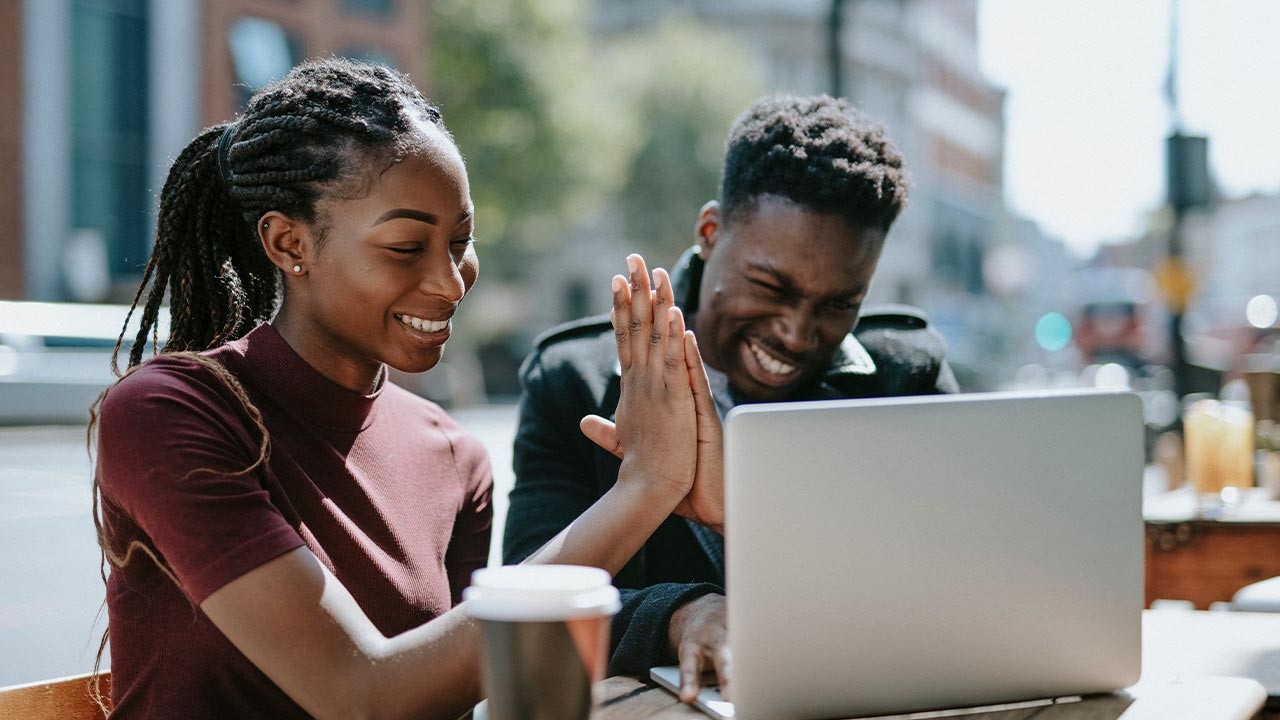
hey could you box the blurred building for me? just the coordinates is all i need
[1181,193,1280,368]
[1087,192,1280,374]
[3,0,424,302]
[588,0,1009,380]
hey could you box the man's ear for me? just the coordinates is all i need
[257,211,309,276]
[694,201,723,261]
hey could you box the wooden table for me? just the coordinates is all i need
[594,675,1265,719]
[1145,489,1280,609]
[594,609,1280,719]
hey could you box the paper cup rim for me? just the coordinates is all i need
[464,565,621,621]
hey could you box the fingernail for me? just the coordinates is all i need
[626,256,638,276]
[654,272,664,290]
[611,276,624,293]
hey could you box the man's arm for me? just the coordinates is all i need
[502,343,604,565]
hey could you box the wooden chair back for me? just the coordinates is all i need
[0,672,111,720]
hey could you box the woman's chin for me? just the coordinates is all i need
[390,349,444,376]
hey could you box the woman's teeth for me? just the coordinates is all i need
[750,341,797,376]
[396,314,449,332]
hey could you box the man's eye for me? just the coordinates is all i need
[451,236,476,248]
[825,299,858,311]
[387,246,422,255]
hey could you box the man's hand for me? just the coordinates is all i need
[668,593,731,703]
[580,255,725,534]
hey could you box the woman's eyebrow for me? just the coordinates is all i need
[371,208,440,226]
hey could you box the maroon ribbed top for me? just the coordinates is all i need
[96,323,492,719]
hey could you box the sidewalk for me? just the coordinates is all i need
[0,404,518,686]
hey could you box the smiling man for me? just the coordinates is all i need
[503,95,958,691]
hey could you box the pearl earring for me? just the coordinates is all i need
[292,265,302,273]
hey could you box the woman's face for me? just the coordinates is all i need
[289,131,477,380]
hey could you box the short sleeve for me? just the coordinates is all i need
[444,428,493,604]
[96,357,305,604]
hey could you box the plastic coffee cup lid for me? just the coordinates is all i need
[464,565,621,622]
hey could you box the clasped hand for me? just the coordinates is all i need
[580,254,724,534]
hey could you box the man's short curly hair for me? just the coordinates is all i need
[719,94,908,233]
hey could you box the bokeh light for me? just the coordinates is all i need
[1246,294,1278,329]
[1034,312,1072,352]
[1094,363,1131,389]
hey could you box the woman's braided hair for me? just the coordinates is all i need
[90,58,448,712]
[113,57,446,372]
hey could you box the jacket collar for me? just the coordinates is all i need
[668,247,877,383]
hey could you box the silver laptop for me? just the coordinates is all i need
[652,389,1144,720]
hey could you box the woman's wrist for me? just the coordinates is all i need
[611,466,686,515]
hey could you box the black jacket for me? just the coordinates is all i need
[502,248,958,673]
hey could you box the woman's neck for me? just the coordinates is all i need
[271,312,384,394]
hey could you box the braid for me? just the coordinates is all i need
[95,60,451,705]
[112,57,447,373]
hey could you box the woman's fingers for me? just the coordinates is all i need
[611,275,632,372]
[649,269,674,371]
[627,255,653,371]
[664,307,690,395]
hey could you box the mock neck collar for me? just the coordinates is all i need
[222,323,385,433]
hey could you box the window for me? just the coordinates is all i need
[342,0,396,17]
[228,17,301,108]
[71,0,150,280]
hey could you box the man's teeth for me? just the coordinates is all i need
[750,341,796,376]
[396,314,449,332]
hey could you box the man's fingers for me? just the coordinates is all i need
[627,254,653,370]
[579,415,623,459]
[685,331,721,435]
[611,275,632,371]
[712,644,734,702]
[678,642,704,703]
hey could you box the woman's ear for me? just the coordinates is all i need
[258,212,308,276]
[694,201,723,261]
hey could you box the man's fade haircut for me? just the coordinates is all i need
[718,94,908,233]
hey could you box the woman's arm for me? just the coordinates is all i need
[200,255,702,720]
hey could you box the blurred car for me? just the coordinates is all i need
[0,301,166,425]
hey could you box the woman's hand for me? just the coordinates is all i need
[585,254,699,503]
[581,254,724,534]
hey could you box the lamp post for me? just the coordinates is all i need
[1160,0,1209,398]
[829,0,846,97]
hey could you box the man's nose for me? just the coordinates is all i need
[776,306,819,355]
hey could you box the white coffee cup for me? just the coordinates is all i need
[465,565,620,720]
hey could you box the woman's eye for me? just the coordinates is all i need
[451,236,475,248]
[387,246,422,255]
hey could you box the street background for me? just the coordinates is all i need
[3,0,1280,687]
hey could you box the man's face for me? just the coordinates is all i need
[692,195,884,402]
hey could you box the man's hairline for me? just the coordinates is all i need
[719,193,891,242]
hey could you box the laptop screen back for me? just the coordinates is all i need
[724,390,1144,720]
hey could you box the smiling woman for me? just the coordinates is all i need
[88,58,715,720]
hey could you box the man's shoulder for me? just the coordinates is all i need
[854,303,932,332]
[832,303,955,394]
[531,314,615,353]
[520,315,619,399]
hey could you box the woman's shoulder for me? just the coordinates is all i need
[104,353,229,404]
[98,352,251,436]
